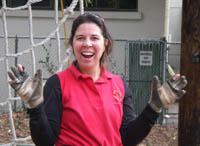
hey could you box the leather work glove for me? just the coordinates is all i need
[149,75,188,113]
[8,64,44,108]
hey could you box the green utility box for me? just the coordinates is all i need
[126,39,166,122]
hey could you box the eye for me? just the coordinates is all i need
[75,36,85,41]
[91,36,99,41]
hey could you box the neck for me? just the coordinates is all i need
[75,62,101,81]
[83,68,101,81]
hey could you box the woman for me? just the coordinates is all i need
[8,13,187,146]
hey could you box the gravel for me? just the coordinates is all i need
[0,111,178,146]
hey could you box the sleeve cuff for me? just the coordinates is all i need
[141,104,160,124]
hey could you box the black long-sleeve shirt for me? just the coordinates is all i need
[28,74,159,146]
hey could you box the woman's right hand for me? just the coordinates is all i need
[8,64,44,108]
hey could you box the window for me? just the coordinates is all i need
[0,0,137,11]
[31,0,54,10]
[0,0,54,9]
[86,0,137,11]
[0,0,27,7]
[9,0,27,7]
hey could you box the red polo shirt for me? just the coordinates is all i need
[55,64,125,146]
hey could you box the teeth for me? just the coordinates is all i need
[81,52,94,56]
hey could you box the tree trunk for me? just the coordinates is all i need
[179,0,200,146]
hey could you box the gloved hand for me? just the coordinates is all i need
[8,64,44,108]
[149,75,187,113]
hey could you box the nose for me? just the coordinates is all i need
[83,39,92,47]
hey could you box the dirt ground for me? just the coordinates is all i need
[0,111,178,146]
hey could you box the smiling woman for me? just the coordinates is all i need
[72,23,106,80]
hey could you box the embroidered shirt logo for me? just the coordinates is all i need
[113,89,122,102]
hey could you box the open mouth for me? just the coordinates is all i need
[81,51,95,58]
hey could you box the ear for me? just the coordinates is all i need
[104,39,109,48]
[69,46,74,55]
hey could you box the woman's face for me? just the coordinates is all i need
[72,22,107,72]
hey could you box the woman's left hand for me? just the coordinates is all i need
[149,74,188,113]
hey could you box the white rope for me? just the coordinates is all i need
[1,0,18,141]
[79,0,84,14]
[55,0,61,70]
[0,0,81,60]
[28,4,36,73]
[0,101,8,106]
[0,0,84,145]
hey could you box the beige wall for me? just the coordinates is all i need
[168,0,182,71]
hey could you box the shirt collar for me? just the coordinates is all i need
[69,62,113,83]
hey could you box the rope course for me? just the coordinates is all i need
[0,0,84,145]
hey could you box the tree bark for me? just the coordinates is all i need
[179,0,200,146]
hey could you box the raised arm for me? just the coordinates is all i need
[120,80,159,146]
[120,74,187,146]
[8,65,62,146]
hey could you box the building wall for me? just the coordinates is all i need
[168,0,182,71]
